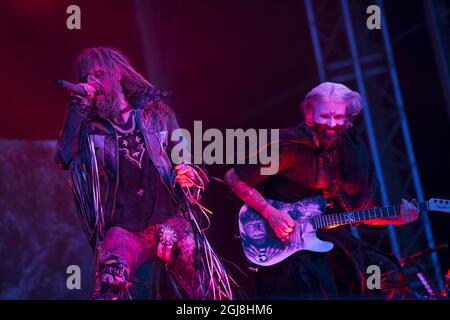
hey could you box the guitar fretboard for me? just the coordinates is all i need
[311,201,428,229]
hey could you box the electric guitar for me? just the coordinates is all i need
[238,196,450,266]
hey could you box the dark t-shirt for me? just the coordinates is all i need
[107,113,179,231]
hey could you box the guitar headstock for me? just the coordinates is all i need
[427,198,450,213]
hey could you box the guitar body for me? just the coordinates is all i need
[239,196,450,267]
[239,196,334,267]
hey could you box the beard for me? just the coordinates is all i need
[313,122,344,147]
[93,77,123,120]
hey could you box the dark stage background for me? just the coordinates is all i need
[0,0,449,299]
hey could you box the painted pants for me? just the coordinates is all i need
[92,217,205,300]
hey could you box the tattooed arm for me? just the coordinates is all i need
[224,168,295,239]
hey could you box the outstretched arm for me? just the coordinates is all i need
[350,139,419,226]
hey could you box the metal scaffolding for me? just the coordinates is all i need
[423,0,450,122]
[304,0,443,291]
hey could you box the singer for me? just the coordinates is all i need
[55,47,235,300]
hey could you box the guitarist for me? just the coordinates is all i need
[225,82,419,299]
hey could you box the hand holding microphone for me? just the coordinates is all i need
[55,79,98,114]
[54,79,97,99]
[77,83,96,100]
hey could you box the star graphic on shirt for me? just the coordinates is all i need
[118,132,145,169]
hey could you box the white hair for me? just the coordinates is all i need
[300,82,363,128]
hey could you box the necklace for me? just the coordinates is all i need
[110,113,136,134]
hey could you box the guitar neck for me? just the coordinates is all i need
[312,201,428,229]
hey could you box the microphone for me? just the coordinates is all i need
[54,79,87,96]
